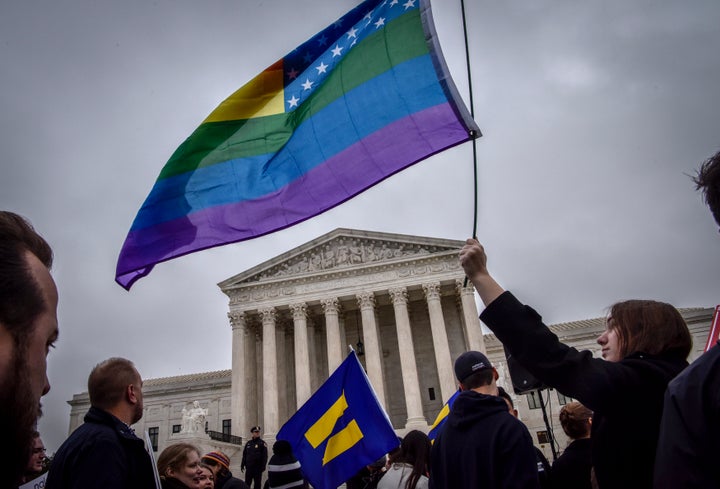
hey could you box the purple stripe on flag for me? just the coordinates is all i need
[116,102,468,287]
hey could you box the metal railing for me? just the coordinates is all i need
[206,430,243,445]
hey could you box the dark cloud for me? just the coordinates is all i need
[1,0,718,452]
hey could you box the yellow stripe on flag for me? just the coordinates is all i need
[203,60,285,122]
[322,419,363,465]
[429,403,450,431]
[305,393,349,449]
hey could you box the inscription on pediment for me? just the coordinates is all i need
[254,238,449,281]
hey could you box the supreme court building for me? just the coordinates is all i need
[220,228,486,439]
[66,228,715,465]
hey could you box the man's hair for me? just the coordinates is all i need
[461,368,494,390]
[0,211,53,346]
[88,357,139,410]
[559,401,592,439]
[693,150,720,226]
[497,386,514,408]
[158,443,200,478]
[608,300,692,360]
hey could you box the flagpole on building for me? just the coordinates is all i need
[460,0,479,287]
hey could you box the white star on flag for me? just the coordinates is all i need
[315,62,328,74]
[302,78,314,90]
[347,27,358,39]
[287,95,300,108]
[374,17,385,28]
[331,45,343,57]
[403,0,415,9]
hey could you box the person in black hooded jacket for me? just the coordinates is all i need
[430,351,539,489]
[459,238,692,489]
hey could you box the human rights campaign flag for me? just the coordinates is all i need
[427,389,459,443]
[277,351,399,489]
[115,0,480,290]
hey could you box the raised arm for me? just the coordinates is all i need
[459,238,505,306]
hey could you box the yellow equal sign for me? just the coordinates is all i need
[304,391,364,465]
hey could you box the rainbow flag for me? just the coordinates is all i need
[116,0,480,290]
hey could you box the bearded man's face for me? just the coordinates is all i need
[0,251,59,486]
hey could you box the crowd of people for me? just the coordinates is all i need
[3,150,720,489]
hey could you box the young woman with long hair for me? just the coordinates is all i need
[378,430,431,489]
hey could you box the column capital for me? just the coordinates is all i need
[320,297,341,314]
[388,286,408,305]
[422,281,442,300]
[356,291,376,310]
[455,279,476,296]
[228,311,247,331]
[289,302,308,320]
[259,306,277,323]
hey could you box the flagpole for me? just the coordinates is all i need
[460,0,479,287]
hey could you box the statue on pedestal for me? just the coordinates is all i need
[181,401,208,434]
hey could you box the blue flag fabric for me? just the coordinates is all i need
[427,390,460,443]
[277,351,399,489]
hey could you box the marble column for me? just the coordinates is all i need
[291,302,312,408]
[388,287,427,428]
[307,318,319,391]
[356,291,386,408]
[260,307,279,437]
[321,298,343,375]
[456,279,486,353]
[254,326,263,427]
[276,321,288,422]
[423,282,455,403]
[228,311,246,437]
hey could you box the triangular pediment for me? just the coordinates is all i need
[218,228,464,290]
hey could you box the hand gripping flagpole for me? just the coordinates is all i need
[460,0,479,287]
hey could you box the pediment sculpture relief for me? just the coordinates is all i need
[257,238,441,280]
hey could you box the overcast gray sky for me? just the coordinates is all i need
[2,0,719,452]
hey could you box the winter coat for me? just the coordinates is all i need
[429,390,540,489]
[45,406,155,489]
[480,291,688,489]
[654,342,720,488]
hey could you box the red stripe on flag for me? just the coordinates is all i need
[704,305,720,352]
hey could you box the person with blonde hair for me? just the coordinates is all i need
[201,450,248,489]
[198,463,215,489]
[158,443,203,489]
[551,402,593,489]
[459,239,692,489]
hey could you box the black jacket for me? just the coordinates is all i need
[161,477,194,489]
[550,438,592,489]
[241,438,268,471]
[654,342,720,488]
[216,471,250,489]
[45,407,156,489]
[430,390,540,489]
[481,292,688,489]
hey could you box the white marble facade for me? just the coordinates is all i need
[219,228,486,439]
[66,228,715,463]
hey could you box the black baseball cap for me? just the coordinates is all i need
[454,351,493,382]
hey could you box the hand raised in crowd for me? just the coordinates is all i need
[459,238,505,307]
